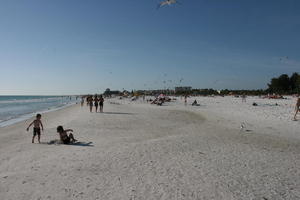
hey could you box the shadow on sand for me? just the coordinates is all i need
[68,142,94,147]
[101,112,135,115]
[45,140,94,147]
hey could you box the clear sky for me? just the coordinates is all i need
[0,0,299,95]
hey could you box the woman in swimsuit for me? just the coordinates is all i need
[89,96,93,112]
[86,96,90,106]
[57,126,77,144]
[99,95,104,113]
[94,95,99,112]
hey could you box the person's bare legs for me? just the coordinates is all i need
[294,109,299,120]
[38,135,41,143]
[95,106,98,113]
[100,105,103,113]
[90,106,92,113]
[32,136,35,143]
[69,133,77,143]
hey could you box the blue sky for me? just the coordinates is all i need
[0,0,299,95]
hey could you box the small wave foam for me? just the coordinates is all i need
[0,102,76,128]
[0,97,63,104]
[0,96,78,127]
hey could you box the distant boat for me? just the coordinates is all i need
[157,0,181,9]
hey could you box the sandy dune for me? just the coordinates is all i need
[1,99,300,200]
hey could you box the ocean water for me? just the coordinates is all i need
[0,96,78,127]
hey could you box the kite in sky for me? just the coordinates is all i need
[157,0,181,9]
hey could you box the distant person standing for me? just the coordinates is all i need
[94,95,99,112]
[184,95,187,106]
[86,96,89,106]
[99,95,104,113]
[293,96,300,121]
[242,94,247,103]
[81,97,84,107]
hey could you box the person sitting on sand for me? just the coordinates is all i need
[26,113,44,143]
[157,98,164,106]
[56,126,77,144]
[293,97,300,121]
[192,100,199,106]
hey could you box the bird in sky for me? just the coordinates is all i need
[157,0,181,9]
[279,56,289,61]
[213,80,220,84]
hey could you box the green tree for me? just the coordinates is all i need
[268,74,290,94]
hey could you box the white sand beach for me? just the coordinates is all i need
[1,96,300,200]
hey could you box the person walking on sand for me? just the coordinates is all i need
[99,95,104,113]
[293,96,300,121]
[94,95,99,112]
[89,96,93,112]
[26,113,44,143]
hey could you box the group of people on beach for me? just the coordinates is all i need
[25,95,300,144]
[84,95,104,113]
[26,114,77,144]
[26,94,106,144]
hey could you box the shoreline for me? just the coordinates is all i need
[0,102,78,128]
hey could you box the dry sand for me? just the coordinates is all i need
[1,99,300,200]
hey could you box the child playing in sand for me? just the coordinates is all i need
[293,97,300,121]
[56,126,77,144]
[26,114,44,143]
